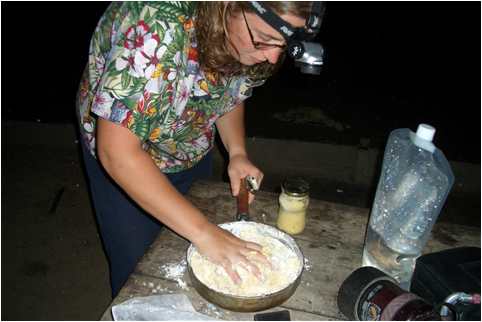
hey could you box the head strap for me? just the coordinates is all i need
[246,1,296,41]
[246,1,325,42]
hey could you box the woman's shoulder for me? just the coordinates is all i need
[114,2,195,44]
[125,1,195,23]
[100,1,195,55]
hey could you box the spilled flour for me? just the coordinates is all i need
[160,259,188,290]
[189,223,303,297]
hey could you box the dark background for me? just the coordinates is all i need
[2,1,481,163]
[1,3,480,320]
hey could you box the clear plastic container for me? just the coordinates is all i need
[362,124,454,290]
[277,178,310,235]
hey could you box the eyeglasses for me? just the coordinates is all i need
[242,9,287,51]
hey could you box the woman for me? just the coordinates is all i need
[77,1,313,297]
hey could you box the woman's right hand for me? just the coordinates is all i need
[193,223,271,284]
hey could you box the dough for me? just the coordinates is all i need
[189,224,303,297]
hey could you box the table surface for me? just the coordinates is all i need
[101,180,480,320]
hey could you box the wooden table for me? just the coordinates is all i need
[101,180,480,320]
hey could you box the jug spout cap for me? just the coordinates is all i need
[416,124,436,142]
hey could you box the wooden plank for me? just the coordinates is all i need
[266,221,480,318]
[187,180,480,250]
[427,222,480,252]
[104,180,480,320]
[134,230,190,279]
[100,273,333,321]
[186,180,370,241]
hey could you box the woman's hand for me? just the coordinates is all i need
[227,154,264,203]
[193,222,270,284]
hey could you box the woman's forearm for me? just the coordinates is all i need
[215,102,247,158]
[96,118,210,244]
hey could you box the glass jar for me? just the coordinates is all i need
[277,178,310,235]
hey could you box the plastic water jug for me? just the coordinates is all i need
[362,124,454,290]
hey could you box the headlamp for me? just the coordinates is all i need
[246,1,326,75]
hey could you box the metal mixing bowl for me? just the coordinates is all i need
[186,221,304,312]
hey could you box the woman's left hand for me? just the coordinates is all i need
[227,154,263,203]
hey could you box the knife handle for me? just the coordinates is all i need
[236,177,249,221]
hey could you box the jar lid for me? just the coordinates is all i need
[282,177,310,197]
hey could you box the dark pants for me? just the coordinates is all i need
[80,143,212,297]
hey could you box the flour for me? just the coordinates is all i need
[160,259,188,289]
[189,222,303,297]
[161,259,187,279]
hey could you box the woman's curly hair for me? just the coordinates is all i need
[194,2,313,80]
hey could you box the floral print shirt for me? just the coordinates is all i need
[77,2,262,173]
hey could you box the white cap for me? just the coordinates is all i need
[416,124,436,142]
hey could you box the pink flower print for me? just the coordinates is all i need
[206,114,218,127]
[141,40,169,93]
[136,91,151,113]
[124,21,152,50]
[116,49,144,77]
[191,135,210,150]
[92,92,114,118]
[139,40,166,79]
[116,21,159,78]
[173,81,190,116]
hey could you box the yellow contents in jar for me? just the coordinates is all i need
[277,193,309,235]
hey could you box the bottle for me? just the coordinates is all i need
[276,177,310,235]
[362,124,454,290]
[337,266,441,320]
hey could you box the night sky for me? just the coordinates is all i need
[2,1,481,163]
